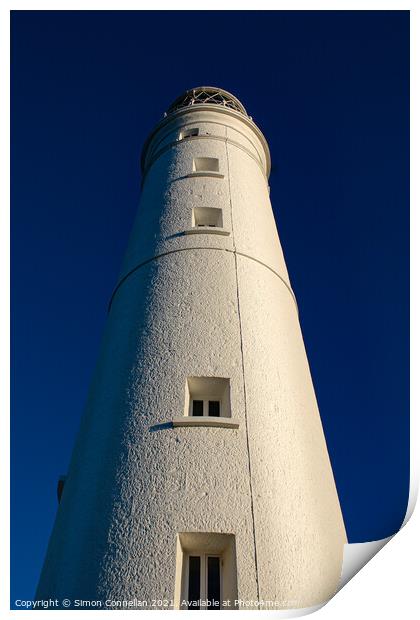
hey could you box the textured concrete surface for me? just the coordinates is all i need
[237,257,346,606]
[36,89,347,609]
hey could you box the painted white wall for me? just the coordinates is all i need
[36,90,347,610]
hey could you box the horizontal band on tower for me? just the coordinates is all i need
[141,134,268,185]
[108,246,298,314]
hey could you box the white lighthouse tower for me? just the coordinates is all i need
[36,87,347,610]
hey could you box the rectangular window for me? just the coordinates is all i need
[175,533,237,610]
[185,377,231,418]
[208,401,220,417]
[206,557,221,609]
[193,157,219,173]
[187,556,201,609]
[186,555,221,610]
[179,128,199,140]
[192,400,204,416]
[192,207,223,229]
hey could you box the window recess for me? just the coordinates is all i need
[189,157,224,179]
[193,157,219,173]
[172,377,238,429]
[175,533,238,610]
[186,377,230,418]
[179,128,199,140]
[185,205,230,236]
[192,207,223,229]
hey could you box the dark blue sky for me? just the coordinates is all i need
[11,10,409,605]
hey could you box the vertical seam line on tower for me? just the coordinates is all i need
[225,135,260,602]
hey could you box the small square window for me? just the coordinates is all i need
[179,128,199,140]
[192,207,222,229]
[193,157,219,173]
[185,377,230,418]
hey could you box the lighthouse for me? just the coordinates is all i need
[36,87,347,610]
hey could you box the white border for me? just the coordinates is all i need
[2,3,416,619]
